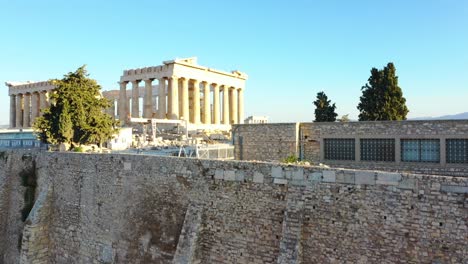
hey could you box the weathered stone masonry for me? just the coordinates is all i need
[233,120,468,177]
[0,151,467,263]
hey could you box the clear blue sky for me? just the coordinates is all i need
[0,0,467,124]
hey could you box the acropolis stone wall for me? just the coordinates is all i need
[233,120,468,177]
[232,123,300,161]
[0,151,467,263]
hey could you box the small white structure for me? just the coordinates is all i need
[244,116,268,124]
[107,127,132,150]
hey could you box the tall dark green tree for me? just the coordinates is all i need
[33,66,118,148]
[357,63,409,121]
[313,91,338,122]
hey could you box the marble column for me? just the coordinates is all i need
[192,80,201,124]
[39,91,49,116]
[23,93,31,127]
[107,99,116,117]
[167,83,172,115]
[180,78,189,121]
[203,82,211,124]
[143,79,153,118]
[222,85,229,125]
[178,79,183,116]
[169,76,179,119]
[30,92,39,124]
[238,88,244,124]
[158,78,166,119]
[119,82,128,123]
[16,94,23,128]
[9,95,16,128]
[131,80,140,118]
[213,84,220,125]
[230,87,238,124]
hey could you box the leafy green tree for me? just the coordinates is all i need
[313,91,338,122]
[33,66,118,148]
[357,63,409,121]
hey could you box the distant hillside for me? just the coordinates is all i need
[411,112,468,120]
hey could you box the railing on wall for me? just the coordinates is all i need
[0,139,47,150]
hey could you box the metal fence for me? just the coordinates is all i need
[0,139,47,150]
[179,144,234,160]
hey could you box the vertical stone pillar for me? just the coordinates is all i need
[30,92,39,125]
[192,80,201,124]
[167,83,172,115]
[203,82,211,124]
[131,80,140,118]
[222,85,229,125]
[39,91,49,116]
[128,98,132,118]
[178,79,183,116]
[23,93,31,127]
[181,78,189,121]
[169,76,179,119]
[229,87,238,124]
[238,88,244,124]
[9,94,16,128]
[107,99,116,117]
[158,78,166,118]
[118,82,128,124]
[16,94,23,128]
[143,79,153,118]
[213,84,220,125]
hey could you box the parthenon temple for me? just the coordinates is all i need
[5,57,248,129]
[108,57,247,126]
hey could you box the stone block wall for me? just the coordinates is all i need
[300,120,468,176]
[0,151,467,263]
[0,151,36,264]
[234,120,468,176]
[233,123,299,161]
[0,152,8,261]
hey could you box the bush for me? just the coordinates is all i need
[73,146,84,152]
[282,155,298,164]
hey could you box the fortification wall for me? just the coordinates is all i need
[233,120,468,176]
[300,120,468,176]
[0,151,467,263]
[0,151,38,264]
[233,123,299,161]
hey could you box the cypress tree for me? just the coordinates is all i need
[33,66,118,148]
[357,63,409,121]
[313,91,338,122]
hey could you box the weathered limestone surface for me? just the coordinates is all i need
[233,123,300,161]
[0,152,36,264]
[20,185,52,264]
[234,120,468,177]
[0,151,467,263]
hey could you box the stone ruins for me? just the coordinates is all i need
[1,58,467,264]
[5,57,248,129]
[5,81,54,129]
[0,151,466,263]
[115,57,247,126]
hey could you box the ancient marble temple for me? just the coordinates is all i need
[5,81,54,129]
[5,57,248,128]
[106,57,247,125]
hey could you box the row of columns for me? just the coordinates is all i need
[9,91,50,128]
[118,76,244,125]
